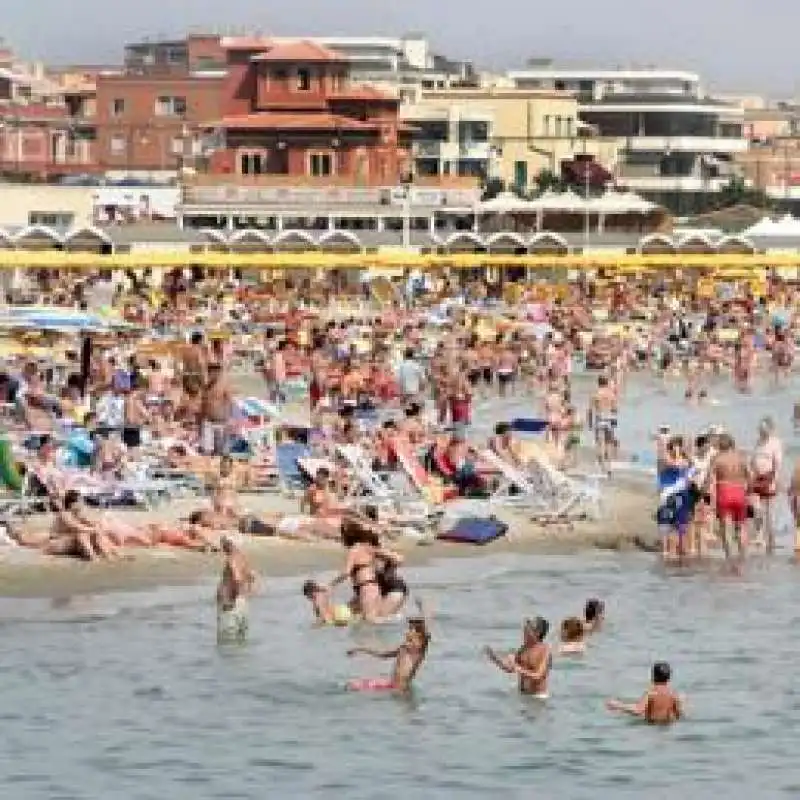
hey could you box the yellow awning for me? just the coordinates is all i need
[0,250,795,271]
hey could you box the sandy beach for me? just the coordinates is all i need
[0,477,657,599]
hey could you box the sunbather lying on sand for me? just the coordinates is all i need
[11,490,120,561]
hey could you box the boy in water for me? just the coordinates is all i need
[484,616,552,698]
[346,599,430,693]
[583,597,605,633]
[606,661,683,725]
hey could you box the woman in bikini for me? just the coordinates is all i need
[330,518,400,622]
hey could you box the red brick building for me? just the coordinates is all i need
[0,34,412,182]
[93,71,224,173]
[204,40,410,183]
[0,66,97,180]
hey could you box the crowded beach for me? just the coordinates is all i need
[0,255,797,611]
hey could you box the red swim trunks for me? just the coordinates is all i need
[716,481,748,523]
[346,678,397,692]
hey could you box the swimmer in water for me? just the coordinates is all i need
[583,597,605,633]
[302,579,353,626]
[606,661,683,725]
[559,616,586,655]
[483,616,552,698]
[346,598,430,693]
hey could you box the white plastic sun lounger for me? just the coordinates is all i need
[336,444,437,524]
[525,449,605,520]
[479,449,588,519]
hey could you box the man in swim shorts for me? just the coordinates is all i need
[346,598,430,693]
[216,536,256,644]
[484,616,552,697]
[606,661,683,725]
[711,433,750,562]
[588,375,618,473]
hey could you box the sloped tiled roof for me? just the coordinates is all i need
[329,85,397,103]
[251,41,345,63]
[221,36,272,51]
[212,112,378,130]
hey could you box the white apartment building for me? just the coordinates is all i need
[507,64,748,213]
[269,34,477,102]
[401,102,494,180]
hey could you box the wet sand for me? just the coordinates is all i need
[0,480,657,599]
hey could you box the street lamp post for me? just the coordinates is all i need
[583,167,591,250]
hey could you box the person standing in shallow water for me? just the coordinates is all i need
[606,661,683,725]
[711,433,750,563]
[484,616,552,698]
[216,535,256,644]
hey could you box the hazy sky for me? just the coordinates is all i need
[3,0,795,95]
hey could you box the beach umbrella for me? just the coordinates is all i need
[743,217,782,237]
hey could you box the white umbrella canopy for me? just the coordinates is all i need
[775,214,800,235]
[742,216,800,237]
[588,190,657,214]
[742,217,778,236]
[478,191,538,213]
[617,191,658,213]
[529,188,587,213]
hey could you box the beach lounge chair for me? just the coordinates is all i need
[393,440,458,505]
[479,449,584,519]
[336,444,436,524]
[276,442,311,493]
[524,447,605,520]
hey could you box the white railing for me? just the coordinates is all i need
[624,135,749,153]
[182,183,480,207]
[617,175,731,192]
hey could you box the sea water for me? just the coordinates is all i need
[2,550,800,799]
[3,374,800,798]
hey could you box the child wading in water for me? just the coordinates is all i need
[606,661,683,725]
[345,599,430,693]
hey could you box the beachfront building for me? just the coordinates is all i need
[93,70,224,180]
[507,63,748,214]
[737,137,800,208]
[0,47,98,179]
[0,183,183,228]
[92,34,230,180]
[401,86,620,192]
[265,34,478,102]
[177,175,481,245]
[199,39,411,183]
[730,99,800,209]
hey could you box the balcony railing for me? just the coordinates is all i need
[181,175,480,208]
